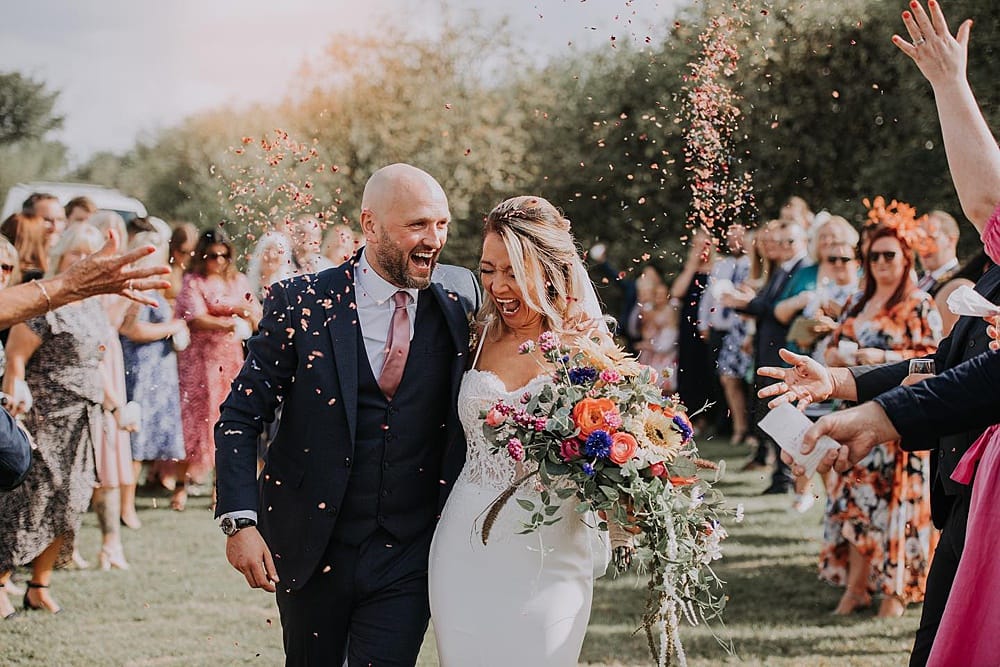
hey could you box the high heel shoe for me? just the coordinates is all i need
[23,581,61,614]
[0,590,17,619]
[98,544,130,571]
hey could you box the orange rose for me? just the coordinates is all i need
[572,397,619,440]
[608,432,638,465]
[669,476,697,486]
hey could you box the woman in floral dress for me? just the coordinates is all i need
[173,229,260,508]
[821,223,941,617]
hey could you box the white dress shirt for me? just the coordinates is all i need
[354,248,419,376]
[220,247,419,527]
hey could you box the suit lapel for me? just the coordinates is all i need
[323,259,360,445]
[429,282,471,356]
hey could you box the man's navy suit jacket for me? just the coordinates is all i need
[215,254,481,589]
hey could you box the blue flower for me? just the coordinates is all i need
[673,415,694,443]
[583,430,612,459]
[582,462,596,477]
[567,366,598,385]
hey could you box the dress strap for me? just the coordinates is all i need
[471,319,489,370]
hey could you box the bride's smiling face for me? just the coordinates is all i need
[480,232,544,333]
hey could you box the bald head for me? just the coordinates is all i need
[361,163,447,216]
[360,164,450,289]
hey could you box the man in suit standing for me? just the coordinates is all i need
[916,210,961,297]
[757,259,1000,665]
[214,163,480,666]
[723,220,809,493]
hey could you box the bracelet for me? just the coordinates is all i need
[31,280,52,311]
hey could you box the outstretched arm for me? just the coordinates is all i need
[894,1,1000,230]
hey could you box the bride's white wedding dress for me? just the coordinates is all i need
[428,366,597,666]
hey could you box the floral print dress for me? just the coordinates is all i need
[821,290,942,603]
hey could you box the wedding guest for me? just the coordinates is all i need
[670,227,715,430]
[174,229,260,508]
[780,195,815,231]
[65,196,97,225]
[698,223,749,436]
[715,227,756,446]
[821,222,941,617]
[166,222,198,306]
[634,284,680,394]
[321,223,361,266]
[916,210,963,336]
[0,224,111,615]
[723,220,809,491]
[0,238,18,291]
[22,193,65,252]
[246,230,295,300]
[89,211,137,562]
[282,214,335,274]
[1,213,48,283]
[588,243,663,353]
[119,226,189,525]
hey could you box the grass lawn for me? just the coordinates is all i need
[0,436,918,665]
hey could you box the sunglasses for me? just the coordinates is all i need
[0,263,13,274]
[824,256,854,265]
[205,252,231,260]
[868,251,898,263]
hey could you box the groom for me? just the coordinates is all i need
[214,163,480,665]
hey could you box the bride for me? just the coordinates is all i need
[429,195,622,666]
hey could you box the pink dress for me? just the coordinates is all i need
[95,297,135,488]
[927,208,1000,666]
[174,272,255,483]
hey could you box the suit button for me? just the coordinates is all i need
[382,462,390,470]
[327,506,338,515]
[381,489,389,497]
[386,434,395,442]
[344,457,352,467]
[377,514,385,524]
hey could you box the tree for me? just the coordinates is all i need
[0,72,62,145]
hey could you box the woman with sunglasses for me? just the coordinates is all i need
[818,222,941,617]
[173,229,260,510]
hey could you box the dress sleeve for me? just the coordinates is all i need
[174,274,207,322]
[983,202,1000,265]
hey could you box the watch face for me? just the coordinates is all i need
[221,518,234,535]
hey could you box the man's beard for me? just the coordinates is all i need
[374,230,435,289]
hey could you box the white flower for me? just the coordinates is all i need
[735,503,744,523]
[689,485,704,510]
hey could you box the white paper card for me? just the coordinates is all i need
[757,403,841,477]
[946,285,1000,318]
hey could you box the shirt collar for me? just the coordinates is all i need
[355,248,420,306]
[930,257,959,280]
[781,252,807,273]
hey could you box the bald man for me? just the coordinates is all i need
[215,164,481,666]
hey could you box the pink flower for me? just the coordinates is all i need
[603,410,623,431]
[559,439,581,461]
[599,369,623,384]
[507,438,525,462]
[538,331,560,352]
[520,392,532,404]
[648,462,666,478]
[518,340,535,354]
[533,417,547,432]
[485,407,505,427]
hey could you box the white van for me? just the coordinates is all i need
[2,181,148,222]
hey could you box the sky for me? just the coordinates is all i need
[0,0,682,164]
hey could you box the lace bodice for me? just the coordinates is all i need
[456,369,550,491]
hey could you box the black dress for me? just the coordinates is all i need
[675,272,711,415]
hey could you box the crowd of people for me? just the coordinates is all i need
[0,196,361,616]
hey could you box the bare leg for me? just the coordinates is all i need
[120,462,141,529]
[25,537,65,613]
[171,461,188,511]
[0,571,14,618]
[834,544,873,614]
[720,376,748,440]
[93,486,129,570]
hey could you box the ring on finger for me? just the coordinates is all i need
[913,37,926,46]
[127,279,134,291]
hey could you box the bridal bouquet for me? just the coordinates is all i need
[480,330,731,666]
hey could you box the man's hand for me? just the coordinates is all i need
[782,402,901,476]
[61,229,171,307]
[757,348,835,410]
[226,527,279,593]
[987,314,999,351]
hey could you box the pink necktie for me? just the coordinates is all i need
[378,291,410,399]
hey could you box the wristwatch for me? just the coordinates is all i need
[220,517,257,537]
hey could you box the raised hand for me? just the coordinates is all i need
[892,0,972,88]
[62,229,171,306]
[757,348,834,410]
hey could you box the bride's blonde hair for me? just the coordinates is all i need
[480,196,596,338]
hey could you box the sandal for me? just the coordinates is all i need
[23,581,61,614]
[170,482,187,512]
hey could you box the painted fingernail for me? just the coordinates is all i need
[928,0,936,6]
[910,1,918,8]
[902,10,911,19]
